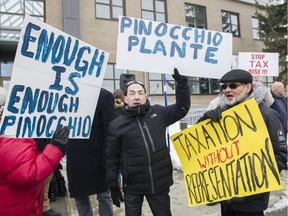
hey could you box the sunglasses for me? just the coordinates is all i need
[220,83,243,90]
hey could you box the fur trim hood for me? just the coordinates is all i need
[218,81,268,110]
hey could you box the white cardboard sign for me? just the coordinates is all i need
[116,16,233,79]
[239,52,279,76]
[0,15,109,138]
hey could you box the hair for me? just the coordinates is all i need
[113,89,124,109]
[113,89,124,101]
[272,81,284,92]
[123,81,146,96]
[253,76,263,82]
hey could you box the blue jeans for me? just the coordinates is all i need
[124,188,172,216]
[75,190,113,216]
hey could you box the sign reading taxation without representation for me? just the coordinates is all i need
[171,99,283,207]
[0,15,109,138]
[239,52,279,76]
[116,16,233,79]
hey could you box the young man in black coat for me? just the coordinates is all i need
[66,88,116,216]
[106,68,191,216]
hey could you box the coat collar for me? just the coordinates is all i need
[123,100,150,117]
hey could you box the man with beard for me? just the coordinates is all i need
[198,69,287,216]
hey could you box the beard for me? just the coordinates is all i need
[224,89,248,106]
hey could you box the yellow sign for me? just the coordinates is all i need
[171,98,283,207]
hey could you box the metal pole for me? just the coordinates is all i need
[163,73,171,151]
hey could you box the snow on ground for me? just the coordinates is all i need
[168,121,182,170]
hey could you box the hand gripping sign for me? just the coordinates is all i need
[0,15,109,138]
[171,98,283,207]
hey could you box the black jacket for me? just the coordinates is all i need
[106,80,190,194]
[66,88,116,197]
[200,83,287,212]
[223,101,287,212]
[270,91,287,134]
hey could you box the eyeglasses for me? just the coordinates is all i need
[220,83,243,90]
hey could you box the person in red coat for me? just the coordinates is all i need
[0,125,69,216]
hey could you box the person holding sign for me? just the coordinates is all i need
[106,68,191,216]
[0,124,70,216]
[66,88,116,216]
[199,69,287,216]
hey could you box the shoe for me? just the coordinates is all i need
[42,209,61,216]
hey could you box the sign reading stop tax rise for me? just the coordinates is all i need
[238,52,279,76]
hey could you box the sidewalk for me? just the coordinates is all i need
[50,157,288,216]
[51,169,221,216]
[50,196,68,216]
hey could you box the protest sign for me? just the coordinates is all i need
[171,98,283,207]
[0,15,109,138]
[116,16,232,79]
[232,55,239,69]
[239,52,279,76]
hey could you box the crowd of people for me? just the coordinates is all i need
[0,68,287,216]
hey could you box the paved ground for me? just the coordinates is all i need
[50,157,288,216]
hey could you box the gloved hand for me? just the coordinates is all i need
[203,107,223,122]
[110,186,124,207]
[51,124,70,153]
[172,68,187,83]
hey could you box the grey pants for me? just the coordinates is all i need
[75,190,113,216]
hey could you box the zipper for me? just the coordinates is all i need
[137,116,155,193]
[143,121,155,152]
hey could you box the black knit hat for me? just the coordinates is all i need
[220,69,253,84]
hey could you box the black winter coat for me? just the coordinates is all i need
[106,80,191,195]
[223,102,287,212]
[66,88,116,197]
[270,91,287,134]
[200,83,287,212]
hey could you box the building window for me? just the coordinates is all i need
[103,64,127,92]
[0,61,13,88]
[149,73,175,95]
[141,0,166,22]
[188,78,220,95]
[221,10,240,37]
[182,4,218,95]
[185,3,206,29]
[148,73,220,95]
[95,0,124,20]
[0,0,45,41]
[144,0,167,95]
[252,17,262,40]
